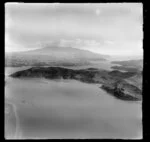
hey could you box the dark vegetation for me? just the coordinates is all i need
[10,67,142,101]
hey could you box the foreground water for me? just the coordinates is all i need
[5,67,142,139]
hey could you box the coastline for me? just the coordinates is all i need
[9,66,142,101]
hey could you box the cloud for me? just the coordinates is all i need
[95,9,101,15]
[5,3,143,55]
[57,38,143,56]
[58,39,101,48]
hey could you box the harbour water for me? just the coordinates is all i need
[5,66,142,139]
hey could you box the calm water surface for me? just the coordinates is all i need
[5,66,142,139]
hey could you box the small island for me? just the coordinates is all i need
[10,67,142,101]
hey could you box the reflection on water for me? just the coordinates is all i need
[5,67,142,139]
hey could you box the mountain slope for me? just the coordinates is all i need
[5,46,108,67]
[125,71,142,90]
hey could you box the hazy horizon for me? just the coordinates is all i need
[5,3,143,56]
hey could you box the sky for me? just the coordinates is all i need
[5,3,143,56]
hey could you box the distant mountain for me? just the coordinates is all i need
[5,46,109,67]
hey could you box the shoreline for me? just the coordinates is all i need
[9,66,142,101]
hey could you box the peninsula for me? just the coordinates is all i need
[10,67,142,101]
